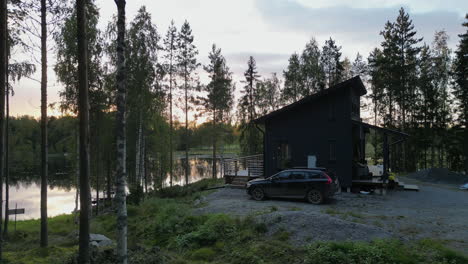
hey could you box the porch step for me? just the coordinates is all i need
[231,178,249,186]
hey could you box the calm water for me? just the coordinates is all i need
[4,157,225,220]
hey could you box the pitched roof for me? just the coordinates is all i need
[254,76,367,123]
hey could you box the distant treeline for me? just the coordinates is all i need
[7,115,239,183]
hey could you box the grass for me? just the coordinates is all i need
[3,178,468,263]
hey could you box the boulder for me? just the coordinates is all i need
[90,233,113,247]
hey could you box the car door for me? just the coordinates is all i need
[306,171,326,193]
[268,171,291,197]
[287,171,307,197]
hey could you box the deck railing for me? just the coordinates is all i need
[222,154,264,178]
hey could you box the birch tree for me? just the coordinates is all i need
[114,0,128,263]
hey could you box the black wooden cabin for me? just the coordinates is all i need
[254,76,408,189]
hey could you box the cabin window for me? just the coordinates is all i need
[329,140,336,161]
[276,142,291,169]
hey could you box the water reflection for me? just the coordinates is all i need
[4,182,77,220]
[166,156,224,186]
[5,157,230,220]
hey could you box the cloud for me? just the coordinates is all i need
[225,52,290,80]
[255,0,465,57]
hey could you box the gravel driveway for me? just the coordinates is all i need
[194,177,468,254]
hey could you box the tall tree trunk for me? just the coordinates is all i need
[3,49,9,237]
[107,156,111,202]
[169,55,173,187]
[74,128,80,224]
[144,139,148,194]
[135,112,141,186]
[40,0,48,248]
[115,0,128,263]
[3,32,9,237]
[464,128,468,174]
[185,72,189,185]
[141,135,145,191]
[77,0,91,262]
[212,109,217,179]
[95,152,99,215]
[0,0,6,257]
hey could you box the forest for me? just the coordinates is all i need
[0,0,467,263]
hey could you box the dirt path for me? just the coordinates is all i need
[194,178,468,254]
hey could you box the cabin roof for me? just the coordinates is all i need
[352,120,410,137]
[254,76,367,123]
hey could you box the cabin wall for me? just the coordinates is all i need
[264,88,354,187]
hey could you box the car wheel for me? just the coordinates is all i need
[307,189,323,204]
[251,187,265,201]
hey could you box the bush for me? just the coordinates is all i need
[190,247,216,261]
[304,240,468,264]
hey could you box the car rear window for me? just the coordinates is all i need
[306,171,322,179]
[290,172,305,179]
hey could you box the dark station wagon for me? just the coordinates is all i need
[246,169,337,204]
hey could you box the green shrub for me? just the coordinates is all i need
[190,247,216,261]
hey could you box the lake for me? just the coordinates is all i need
[4,156,227,220]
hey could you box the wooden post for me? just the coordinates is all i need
[234,160,238,177]
[382,133,389,196]
[383,133,389,182]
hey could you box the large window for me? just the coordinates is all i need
[276,142,291,170]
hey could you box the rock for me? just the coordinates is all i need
[90,233,110,242]
[90,233,113,247]
[98,239,113,247]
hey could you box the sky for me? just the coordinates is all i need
[9,0,468,118]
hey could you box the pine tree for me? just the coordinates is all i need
[300,38,324,93]
[257,73,281,115]
[162,20,177,187]
[453,14,468,173]
[367,48,386,163]
[76,0,91,262]
[177,20,199,185]
[417,44,437,168]
[379,8,422,171]
[282,53,303,103]
[127,6,160,191]
[341,57,352,80]
[239,56,262,155]
[351,52,368,79]
[201,44,234,178]
[321,37,343,87]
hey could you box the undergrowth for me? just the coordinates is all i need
[3,178,468,264]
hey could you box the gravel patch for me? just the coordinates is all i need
[256,210,392,245]
[194,183,468,254]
